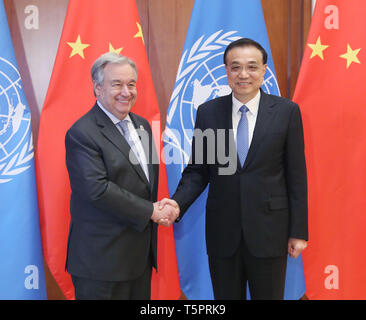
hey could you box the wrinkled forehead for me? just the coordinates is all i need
[103,62,138,81]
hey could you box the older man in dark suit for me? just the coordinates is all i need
[161,38,308,300]
[65,52,177,300]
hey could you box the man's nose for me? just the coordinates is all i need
[238,66,249,78]
[120,84,130,96]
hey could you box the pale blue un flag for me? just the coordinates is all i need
[0,0,46,299]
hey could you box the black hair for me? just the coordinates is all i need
[223,38,268,65]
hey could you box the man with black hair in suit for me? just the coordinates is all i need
[160,38,308,300]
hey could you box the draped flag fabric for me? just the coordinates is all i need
[36,0,179,299]
[293,0,366,299]
[0,0,46,299]
[164,0,305,299]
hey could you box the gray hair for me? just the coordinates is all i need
[91,52,138,95]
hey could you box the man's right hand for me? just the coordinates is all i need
[151,199,180,227]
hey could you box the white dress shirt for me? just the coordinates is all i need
[232,90,260,147]
[97,101,149,181]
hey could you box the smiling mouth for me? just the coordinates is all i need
[117,99,130,104]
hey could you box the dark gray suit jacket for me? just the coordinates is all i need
[65,103,159,282]
[172,90,308,258]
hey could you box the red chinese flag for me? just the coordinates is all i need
[293,0,366,299]
[36,0,180,300]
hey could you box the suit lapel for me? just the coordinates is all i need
[221,94,238,171]
[93,105,150,186]
[129,113,155,188]
[222,94,234,130]
[242,90,275,170]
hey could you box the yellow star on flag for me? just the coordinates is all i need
[307,36,329,60]
[134,22,144,44]
[67,35,90,59]
[340,44,361,69]
[109,42,123,54]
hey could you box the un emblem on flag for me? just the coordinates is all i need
[0,57,33,183]
[165,31,280,169]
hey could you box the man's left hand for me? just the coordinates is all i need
[288,238,307,258]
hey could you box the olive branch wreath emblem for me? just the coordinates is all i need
[164,30,240,171]
[167,30,240,125]
[0,132,34,184]
[0,56,34,184]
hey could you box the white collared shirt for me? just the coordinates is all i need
[97,101,149,181]
[232,90,260,147]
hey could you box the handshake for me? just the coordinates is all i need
[151,198,180,227]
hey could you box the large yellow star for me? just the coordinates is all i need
[134,22,144,44]
[307,36,329,60]
[109,42,123,54]
[339,44,361,69]
[67,35,90,59]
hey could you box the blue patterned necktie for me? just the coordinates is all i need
[118,119,135,149]
[237,105,249,167]
[118,119,149,180]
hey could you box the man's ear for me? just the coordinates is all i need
[262,63,268,74]
[93,81,101,97]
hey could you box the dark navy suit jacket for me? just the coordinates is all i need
[65,103,159,281]
[172,90,308,258]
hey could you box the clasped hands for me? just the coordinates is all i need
[151,198,180,227]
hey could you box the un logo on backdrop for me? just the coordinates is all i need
[0,57,33,183]
[165,31,280,171]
